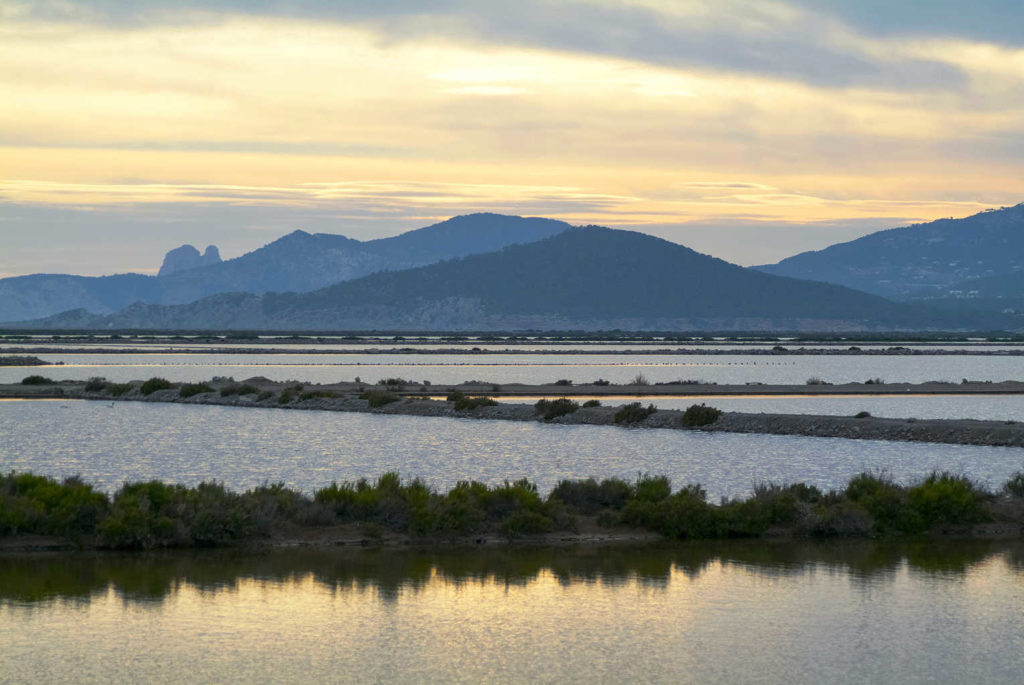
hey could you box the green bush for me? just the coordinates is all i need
[680,403,722,427]
[140,377,172,395]
[613,402,656,424]
[179,383,214,398]
[534,398,579,420]
[907,472,989,528]
[845,472,910,533]
[0,472,108,540]
[621,484,713,539]
[581,399,601,408]
[256,390,274,401]
[21,375,54,385]
[854,411,872,419]
[360,390,399,408]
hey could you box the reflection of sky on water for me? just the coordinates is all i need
[3,400,1024,502]
[2,350,1023,387]
[2,544,1022,684]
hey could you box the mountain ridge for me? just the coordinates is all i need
[0,213,570,322]
[16,225,1011,332]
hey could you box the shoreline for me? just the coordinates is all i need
[4,377,1024,447]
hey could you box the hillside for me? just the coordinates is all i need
[18,226,1008,332]
[0,214,570,322]
[756,204,1024,298]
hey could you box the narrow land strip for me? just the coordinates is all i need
[4,378,1024,447]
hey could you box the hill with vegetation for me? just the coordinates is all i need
[756,204,1024,299]
[18,226,1011,331]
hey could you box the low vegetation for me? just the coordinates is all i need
[447,390,498,411]
[360,389,400,408]
[680,403,722,427]
[179,382,215,398]
[3,470,1020,550]
[534,398,579,420]
[614,402,657,424]
[21,375,55,385]
[220,383,260,397]
[140,377,172,395]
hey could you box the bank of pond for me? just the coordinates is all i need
[3,470,1023,551]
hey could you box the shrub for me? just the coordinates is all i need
[220,383,260,397]
[592,379,610,386]
[1004,472,1024,498]
[582,399,601,408]
[614,402,656,424]
[844,472,908,533]
[550,477,633,514]
[105,383,133,397]
[534,398,579,420]
[680,403,722,427]
[453,395,498,411]
[629,373,650,386]
[501,510,554,538]
[299,390,336,401]
[361,389,399,408]
[806,377,826,385]
[84,377,107,392]
[854,411,872,419]
[256,390,274,401]
[179,383,214,398]
[553,379,573,386]
[21,375,54,385]
[907,472,989,528]
[140,377,172,395]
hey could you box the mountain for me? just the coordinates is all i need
[158,244,222,276]
[756,204,1024,299]
[0,214,570,322]
[19,226,1008,332]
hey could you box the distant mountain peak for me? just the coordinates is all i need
[157,243,222,277]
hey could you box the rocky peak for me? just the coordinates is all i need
[158,244,222,277]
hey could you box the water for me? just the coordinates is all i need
[2,542,1023,683]
[2,400,1022,501]
[495,394,1024,421]
[4,350,1023,386]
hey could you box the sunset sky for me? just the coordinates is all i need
[3,0,1023,277]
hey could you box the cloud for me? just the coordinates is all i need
[6,0,971,90]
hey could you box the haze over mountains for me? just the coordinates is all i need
[0,214,569,323]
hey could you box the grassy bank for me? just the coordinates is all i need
[3,471,1023,550]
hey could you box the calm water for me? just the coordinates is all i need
[494,394,1024,421]
[2,542,1023,684]
[3,350,1024,386]
[3,400,1023,500]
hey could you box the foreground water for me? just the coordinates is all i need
[1,542,1022,684]
[3,400,1023,501]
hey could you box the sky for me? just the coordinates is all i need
[2,0,1024,277]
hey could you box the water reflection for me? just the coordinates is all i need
[3,540,1021,607]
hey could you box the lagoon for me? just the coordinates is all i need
[3,400,1023,502]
